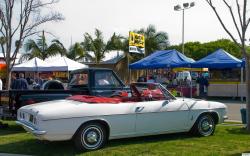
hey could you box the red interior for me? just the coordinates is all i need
[66,85,165,104]
[67,95,142,104]
[67,95,121,103]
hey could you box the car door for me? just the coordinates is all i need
[135,85,190,134]
[135,99,190,134]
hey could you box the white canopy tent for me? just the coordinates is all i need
[45,56,88,71]
[12,57,66,71]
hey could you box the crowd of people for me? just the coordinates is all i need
[10,73,54,90]
[1,71,209,98]
[137,71,190,87]
[137,71,209,98]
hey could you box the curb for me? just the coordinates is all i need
[225,119,242,123]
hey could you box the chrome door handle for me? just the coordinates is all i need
[135,107,144,112]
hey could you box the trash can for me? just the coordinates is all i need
[240,108,247,124]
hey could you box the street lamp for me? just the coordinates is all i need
[174,2,195,54]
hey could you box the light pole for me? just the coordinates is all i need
[174,2,195,54]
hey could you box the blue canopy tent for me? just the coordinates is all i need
[191,49,245,100]
[129,49,195,69]
[191,49,242,68]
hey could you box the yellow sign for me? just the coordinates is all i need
[129,32,145,48]
[53,72,68,78]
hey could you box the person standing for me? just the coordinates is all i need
[10,73,18,89]
[34,73,43,89]
[16,73,29,90]
[196,74,209,98]
[12,73,29,115]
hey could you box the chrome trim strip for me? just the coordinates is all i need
[16,121,47,135]
[41,108,224,121]
[42,109,193,121]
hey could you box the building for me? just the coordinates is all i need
[84,51,144,83]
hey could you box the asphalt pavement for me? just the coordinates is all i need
[210,99,246,122]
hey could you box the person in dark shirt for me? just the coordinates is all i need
[11,73,29,115]
[10,73,17,89]
[33,73,43,89]
[196,74,209,98]
[15,73,28,90]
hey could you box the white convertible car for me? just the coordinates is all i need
[16,83,227,151]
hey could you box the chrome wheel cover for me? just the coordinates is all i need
[198,116,214,136]
[81,126,103,149]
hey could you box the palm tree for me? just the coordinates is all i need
[81,29,124,63]
[137,25,169,56]
[67,42,92,61]
[20,32,67,62]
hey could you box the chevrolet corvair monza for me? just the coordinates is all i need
[16,83,227,151]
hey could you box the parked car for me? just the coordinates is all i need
[16,82,227,151]
[10,68,129,112]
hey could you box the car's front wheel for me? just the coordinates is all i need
[192,114,215,136]
[74,123,107,151]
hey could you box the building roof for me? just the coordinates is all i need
[83,51,125,65]
[101,54,125,64]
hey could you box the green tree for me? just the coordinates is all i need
[136,25,169,56]
[0,0,63,89]
[206,0,250,130]
[81,29,124,63]
[20,32,66,62]
[67,42,91,61]
[167,39,241,60]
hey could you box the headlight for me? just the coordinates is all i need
[18,111,38,125]
[19,112,25,119]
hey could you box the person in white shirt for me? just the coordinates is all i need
[0,76,2,90]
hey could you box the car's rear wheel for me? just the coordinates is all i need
[74,123,107,151]
[192,114,215,136]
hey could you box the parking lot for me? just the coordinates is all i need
[215,99,246,122]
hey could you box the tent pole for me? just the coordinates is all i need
[127,53,130,84]
[241,67,243,101]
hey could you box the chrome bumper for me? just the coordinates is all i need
[16,120,47,135]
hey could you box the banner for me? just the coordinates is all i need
[129,32,145,54]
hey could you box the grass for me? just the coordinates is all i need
[0,120,250,156]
